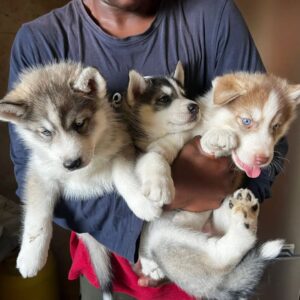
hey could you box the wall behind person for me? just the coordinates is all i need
[0,0,69,199]
[0,2,76,300]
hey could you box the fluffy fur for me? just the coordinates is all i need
[0,62,166,288]
[124,63,300,299]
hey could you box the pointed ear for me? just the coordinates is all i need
[71,66,107,99]
[173,61,185,86]
[287,84,300,105]
[127,70,147,107]
[0,97,29,124]
[212,74,246,105]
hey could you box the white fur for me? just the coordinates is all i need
[135,72,299,298]
[140,189,259,293]
[0,63,164,278]
[260,239,284,260]
[16,128,161,277]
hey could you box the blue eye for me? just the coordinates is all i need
[41,129,52,136]
[241,118,252,126]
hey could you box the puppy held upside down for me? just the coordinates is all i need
[124,63,299,299]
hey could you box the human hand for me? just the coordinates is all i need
[165,136,237,212]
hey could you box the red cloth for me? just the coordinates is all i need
[68,232,195,300]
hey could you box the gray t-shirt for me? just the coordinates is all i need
[8,0,286,261]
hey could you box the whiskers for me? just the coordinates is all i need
[266,150,289,177]
[274,150,290,163]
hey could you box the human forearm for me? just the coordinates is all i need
[166,137,236,212]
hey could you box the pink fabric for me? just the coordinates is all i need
[68,232,195,300]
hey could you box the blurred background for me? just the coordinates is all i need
[0,0,299,299]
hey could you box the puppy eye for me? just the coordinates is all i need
[73,119,87,132]
[41,129,52,137]
[158,95,171,104]
[273,123,281,131]
[241,117,252,127]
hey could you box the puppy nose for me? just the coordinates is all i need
[254,155,270,165]
[188,103,199,115]
[63,158,82,170]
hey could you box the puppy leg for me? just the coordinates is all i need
[136,133,189,206]
[144,190,258,273]
[136,152,174,206]
[212,188,259,234]
[140,210,211,280]
[205,188,259,268]
[112,156,162,221]
[16,173,58,278]
[200,128,238,157]
[140,257,165,281]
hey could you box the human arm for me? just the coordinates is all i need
[166,136,236,211]
[209,0,288,201]
[167,0,287,213]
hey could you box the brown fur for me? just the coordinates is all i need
[213,72,300,144]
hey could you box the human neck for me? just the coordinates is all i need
[83,0,161,38]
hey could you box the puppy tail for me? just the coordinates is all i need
[218,239,284,299]
[78,233,113,299]
[259,239,285,260]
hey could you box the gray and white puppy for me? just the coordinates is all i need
[0,62,165,288]
[122,63,300,299]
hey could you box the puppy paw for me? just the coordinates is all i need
[141,259,165,281]
[228,188,259,233]
[16,244,48,278]
[149,267,165,281]
[201,129,238,157]
[142,175,175,206]
[130,196,163,221]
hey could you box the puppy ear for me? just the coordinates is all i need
[0,96,29,124]
[72,66,107,99]
[212,74,246,105]
[173,61,185,86]
[127,70,147,107]
[287,84,300,105]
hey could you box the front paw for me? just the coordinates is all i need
[130,195,162,221]
[201,129,238,157]
[16,244,48,278]
[228,188,260,233]
[142,175,175,206]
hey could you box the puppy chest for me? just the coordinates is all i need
[62,169,114,200]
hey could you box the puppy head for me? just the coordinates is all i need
[212,72,300,177]
[126,62,200,139]
[0,63,110,171]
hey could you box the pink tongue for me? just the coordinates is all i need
[243,165,261,178]
[233,152,262,178]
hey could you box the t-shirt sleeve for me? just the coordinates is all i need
[7,25,143,262]
[211,0,265,77]
[208,0,288,201]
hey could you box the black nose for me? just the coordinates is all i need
[63,158,82,171]
[188,103,199,115]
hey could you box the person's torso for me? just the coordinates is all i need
[22,0,227,98]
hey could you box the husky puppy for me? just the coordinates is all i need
[123,63,300,299]
[0,62,166,284]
